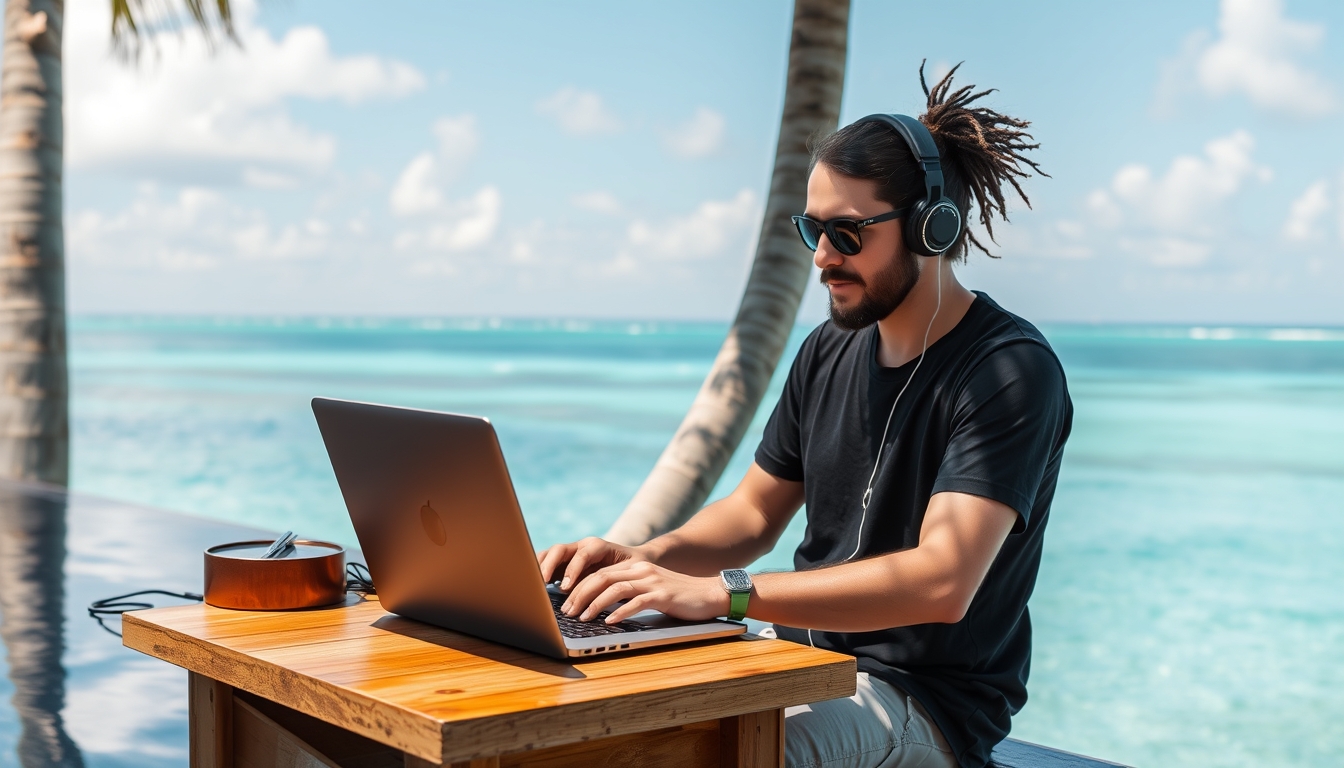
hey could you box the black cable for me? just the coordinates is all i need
[88,589,204,637]
[88,564,376,638]
[346,562,375,594]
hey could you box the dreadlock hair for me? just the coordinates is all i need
[810,61,1047,261]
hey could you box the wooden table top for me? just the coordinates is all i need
[123,595,856,764]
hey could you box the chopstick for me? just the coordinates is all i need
[261,530,297,559]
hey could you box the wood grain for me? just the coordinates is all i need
[233,696,341,768]
[189,672,233,768]
[720,709,784,768]
[499,720,719,768]
[239,691,403,768]
[127,598,855,764]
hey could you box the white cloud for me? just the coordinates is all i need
[68,184,333,270]
[66,0,426,180]
[431,114,481,166]
[571,191,623,215]
[1075,131,1271,267]
[390,152,444,216]
[234,217,332,260]
[395,186,502,253]
[536,87,622,136]
[389,115,481,217]
[1107,131,1269,232]
[663,107,726,158]
[1283,180,1332,242]
[388,116,499,255]
[241,167,301,189]
[1160,0,1336,117]
[622,189,759,264]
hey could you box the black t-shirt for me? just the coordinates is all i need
[755,292,1072,768]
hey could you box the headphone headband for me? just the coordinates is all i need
[849,113,960,256]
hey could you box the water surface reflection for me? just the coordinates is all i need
[0,488,82,767]
[0,482,269,767]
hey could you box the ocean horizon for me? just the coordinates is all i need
[63,313,1344,768]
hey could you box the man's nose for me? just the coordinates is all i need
[813,238,844,270]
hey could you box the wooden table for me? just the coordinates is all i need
[123,595,856,768]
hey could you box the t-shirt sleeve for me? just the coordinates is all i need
[753,333,815,483]
[931,341,1069,531]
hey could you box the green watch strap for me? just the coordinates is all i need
[721,569,752,621]
[727,589,750,621]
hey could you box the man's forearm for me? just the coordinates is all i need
[638,494,784,577]
[747,549,969,632]
[743,492,1019,632]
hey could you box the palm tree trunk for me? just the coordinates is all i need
[605,0,850,545]
[0,0,67,486]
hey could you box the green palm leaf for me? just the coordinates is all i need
[110,0,238,56]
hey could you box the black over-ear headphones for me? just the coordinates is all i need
[852,113,963,257]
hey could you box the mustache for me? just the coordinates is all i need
[819,267,865,287]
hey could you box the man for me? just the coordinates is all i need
[538,66,1071,768]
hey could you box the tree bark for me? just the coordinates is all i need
[0,0,67,486]
[605,0,849,545]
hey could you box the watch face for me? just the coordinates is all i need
[722,569,752,592]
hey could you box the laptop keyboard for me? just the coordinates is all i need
[548,592,650,638]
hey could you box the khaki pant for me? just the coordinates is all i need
[784,672,958,768]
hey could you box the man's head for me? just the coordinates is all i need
[804,164,922,331]
[803,63,1047,328]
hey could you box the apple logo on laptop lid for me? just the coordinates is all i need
[420,500,447,546]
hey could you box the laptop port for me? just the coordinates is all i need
[620,644,629,649]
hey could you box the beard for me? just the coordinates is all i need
[821,249,921,331]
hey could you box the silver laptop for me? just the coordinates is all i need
[312,397,745,659]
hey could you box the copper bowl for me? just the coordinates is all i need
[204,539,346,610]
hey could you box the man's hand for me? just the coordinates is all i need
[536,536,647,591]
[560,560,731,624]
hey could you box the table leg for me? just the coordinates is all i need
[189,672,234,768]
[720,708,785,768]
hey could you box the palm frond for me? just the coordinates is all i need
[110,0,239,59]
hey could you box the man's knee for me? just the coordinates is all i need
[783,673,956,768]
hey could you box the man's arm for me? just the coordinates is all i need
[536,462,804,590]
[566,490,1018,630]
[641,463,805,576]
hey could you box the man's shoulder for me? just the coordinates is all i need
[968,292,1051,348]
[962,293,1063,374]
[796,319,868,365]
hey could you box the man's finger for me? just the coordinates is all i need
[562,566,616,615]
[537,543,572,583]
[536,546,554,579]
[579,580,640,622]
[560,546,597,591]
[565,560,646,613]
[604,592,655,624]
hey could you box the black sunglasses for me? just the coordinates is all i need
[791,208,909,256]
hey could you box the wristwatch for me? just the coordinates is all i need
[719,569,753,621]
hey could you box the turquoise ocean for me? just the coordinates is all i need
[68,316,1344,768]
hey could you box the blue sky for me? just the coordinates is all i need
[62,0,1344,324]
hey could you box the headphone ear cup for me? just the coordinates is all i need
[905,199,962,257]
[923,200,962,254]
[903,198,935,258]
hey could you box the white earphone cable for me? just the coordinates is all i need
[808,257,942,648]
